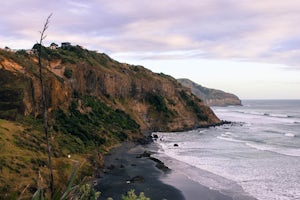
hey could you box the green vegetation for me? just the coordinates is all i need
[32,43,61,61]
[72,183,101,200]
[122,190,150,200]
[0,118,101,199]
[179,91,208,121]
[145,93,176,120]
[57,45,115,68]
[54,95,140,153]
[0,49,35,72]
[145,93,169,113]
[63,67,73,78]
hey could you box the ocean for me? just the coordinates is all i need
[152,100,300,200]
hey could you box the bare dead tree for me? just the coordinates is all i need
[37,13,54,198]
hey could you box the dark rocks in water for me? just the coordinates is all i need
[136,150,152,158]
[149,157,170,172]
[135,135,153,145]
[107,164,115,170]
[152,134,159,139]
[129,175,145,183]
[174,144,179,147]
[120,164,125,168]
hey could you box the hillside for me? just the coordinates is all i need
[0,45,220,198]
[177,78,242,107]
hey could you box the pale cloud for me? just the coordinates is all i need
[1,0,300,69]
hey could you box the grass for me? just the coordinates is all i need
[0,119,99,199]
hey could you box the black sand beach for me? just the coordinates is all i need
[95,141,237,200]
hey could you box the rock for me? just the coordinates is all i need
[129,175,145,183]
[149,157,170,172]
[136,151,152,158]
[136,135,153,145]
[174,144,179,147]
[107,164,115,170]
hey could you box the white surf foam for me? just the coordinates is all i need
[284,133,295,137]
[153,130,300,200]
[217,136,245,143]
[245,142,300,157]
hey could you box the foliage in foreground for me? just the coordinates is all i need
[32,183,100,200]
[122,190,150,200]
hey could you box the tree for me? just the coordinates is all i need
[37,13,54,198]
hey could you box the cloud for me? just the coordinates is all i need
[1,0,300,68]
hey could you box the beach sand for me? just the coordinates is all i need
[95,141,237,200]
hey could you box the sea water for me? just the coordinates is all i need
[153,100,300,200]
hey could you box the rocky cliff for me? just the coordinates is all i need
[0,46,222,198]
[0,46,220,133]
[177,78,242,107]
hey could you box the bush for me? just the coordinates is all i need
[145,93,176,120]
[64,67,73,79]
[145,93,168,113]
[54,95,140,152]
[179,91,208,121]
[122,190,150,200]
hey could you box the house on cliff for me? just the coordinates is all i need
[49,42,58,50]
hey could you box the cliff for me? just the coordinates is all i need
[0,47,220,131]
[177,78,242,107]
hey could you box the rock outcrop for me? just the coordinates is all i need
[177,78,242,107]
[0,46,220,133]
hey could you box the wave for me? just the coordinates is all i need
[217,136,245,143]
[245,142,300,157]
[234,110,294,118]
[235,110,265,116]
[218,109,300,124]
[265,113,293,118]
[284,133,296,137]
[217,133,300,157]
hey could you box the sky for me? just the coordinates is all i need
[1,0,300,99]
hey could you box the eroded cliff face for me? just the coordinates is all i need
[178,78,242,107]
[0,47,220,132]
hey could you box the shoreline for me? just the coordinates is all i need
[95,140,237,200]
[95,141,185,200]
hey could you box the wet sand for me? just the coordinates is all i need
[95,142,236,200]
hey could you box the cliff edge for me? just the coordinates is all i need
[178,78,242,107]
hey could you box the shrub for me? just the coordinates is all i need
[54,95,140,152]
[63,67,73,79]
[179,91,208,121]
[122,190,150,200]
[145,93,168,113]
[145,93,176,119]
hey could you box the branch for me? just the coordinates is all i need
[39,13,52,46]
